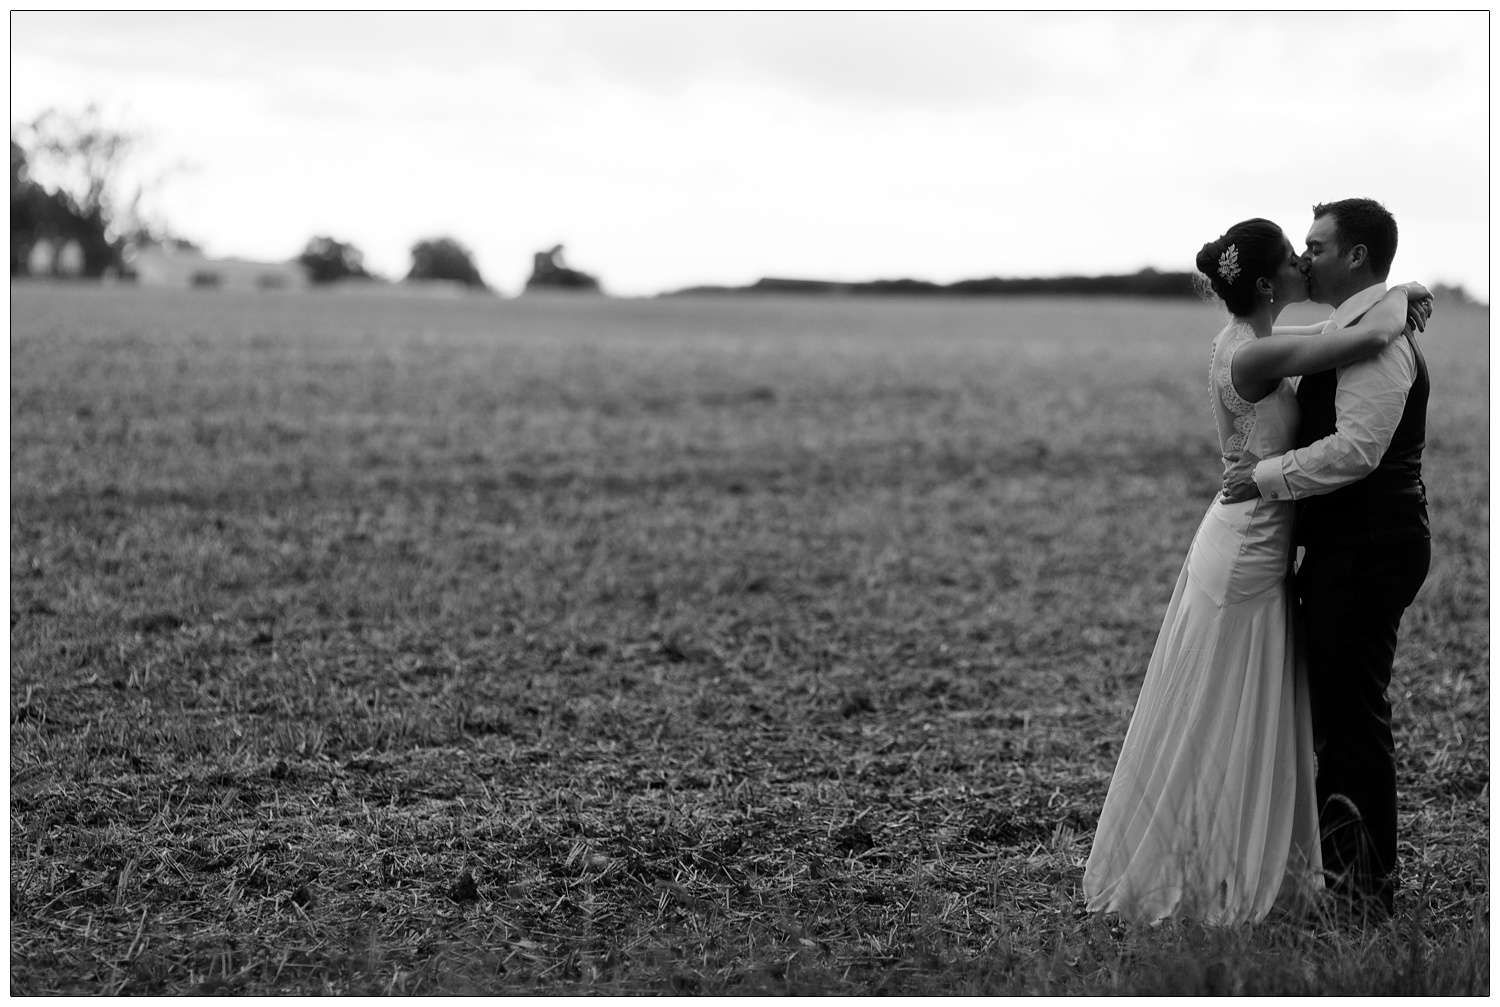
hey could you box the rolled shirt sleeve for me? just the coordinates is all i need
[1252,336,1417,501]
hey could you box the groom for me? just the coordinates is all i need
[1223,197,1432,919]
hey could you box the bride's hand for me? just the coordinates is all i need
[1405,298,1432,334]
[1393,281,1435,334]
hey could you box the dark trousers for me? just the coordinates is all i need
[1296,538,1430,910]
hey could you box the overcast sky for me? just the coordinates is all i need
[10,11,1490,298]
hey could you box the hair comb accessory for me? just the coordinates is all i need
[1217,244,1241,283]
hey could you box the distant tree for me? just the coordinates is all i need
[298,235,372,285]
[1432,283,1481,306]
[11,105,169,277]
[524,244,601,293]
[11,141,66,275]
[407,236,485,289]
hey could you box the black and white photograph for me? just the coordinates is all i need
[9,11,1488,995]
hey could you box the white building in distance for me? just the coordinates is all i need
[128,244,309,290]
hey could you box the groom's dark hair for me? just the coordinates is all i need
[1313,198,1398,279]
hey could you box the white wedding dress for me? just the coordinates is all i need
[1082,320,1322,924]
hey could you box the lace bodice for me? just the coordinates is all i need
[1210,321,1299,463]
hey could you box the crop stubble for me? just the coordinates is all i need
[9,285,1488,993]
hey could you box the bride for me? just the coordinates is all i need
[1082,218,1430,924]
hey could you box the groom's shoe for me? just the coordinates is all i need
[1319,793,1393,924]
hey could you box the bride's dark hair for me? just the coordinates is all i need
[1194,218,1286,317]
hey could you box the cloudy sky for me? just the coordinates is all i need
[10,11,1490,298]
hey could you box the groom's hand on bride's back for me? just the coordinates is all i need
[1220,452,1261,504]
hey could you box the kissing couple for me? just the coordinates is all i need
[1083,198,1433,925]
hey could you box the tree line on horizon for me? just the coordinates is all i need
[666,270,1202,300]
[11,106,490,290]
[10,106,1484,305]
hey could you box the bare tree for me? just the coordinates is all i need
[15,105,141,237]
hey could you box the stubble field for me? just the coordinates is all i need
[9,284,1488,994]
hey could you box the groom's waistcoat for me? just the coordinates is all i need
[1294,333,1430,546]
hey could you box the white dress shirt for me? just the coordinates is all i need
[1251,281,1417,502]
